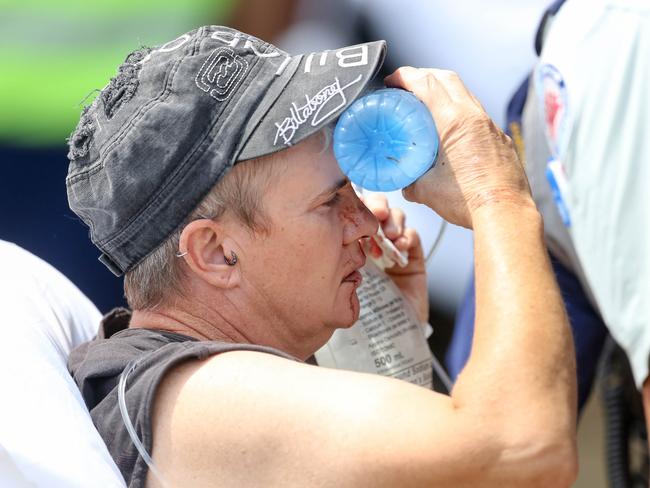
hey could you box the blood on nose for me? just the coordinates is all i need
[341,199,378,242]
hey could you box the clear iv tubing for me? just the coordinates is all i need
[421,222,454,393]
[425,219,447,265]
[432,350,453,392]
[356,184,447,267]
[356,186,452,391]
[415,220,454,392]
[118,360,170,488]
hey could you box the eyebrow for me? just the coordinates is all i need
[312,177,350,203]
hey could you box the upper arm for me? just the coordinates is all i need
[148,351,541,488]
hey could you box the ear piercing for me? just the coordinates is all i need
[224,251,238,266]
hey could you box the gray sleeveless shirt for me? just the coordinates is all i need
[68,308,297,487]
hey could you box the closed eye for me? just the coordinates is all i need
[323,193,341,207]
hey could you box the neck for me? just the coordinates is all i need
[129,289,321,361]
[129,306,250,344]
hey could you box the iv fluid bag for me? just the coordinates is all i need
[333,88,439,192]
[314,260,434,389]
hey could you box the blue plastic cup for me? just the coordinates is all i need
[333,88,439,192]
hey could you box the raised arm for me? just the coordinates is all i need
[150,68,577,488]
[386,66,577,481]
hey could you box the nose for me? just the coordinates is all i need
[342,194,379,245]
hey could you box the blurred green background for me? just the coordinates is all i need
[0,0,235,145]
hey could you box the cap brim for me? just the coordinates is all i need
[237,40,386,161]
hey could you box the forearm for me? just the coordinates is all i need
[454,200,577,435]
[383,67,577,485]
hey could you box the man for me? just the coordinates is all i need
[67,26,577,487]
[531,0,650,456]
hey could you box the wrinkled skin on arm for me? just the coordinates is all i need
[384,67,532,229]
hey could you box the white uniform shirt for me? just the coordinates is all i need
[0,241,126,487]
[536,0,650,387]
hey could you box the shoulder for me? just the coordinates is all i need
[149,350,449,487]
[152,349,392,421]
[148,349,574,487]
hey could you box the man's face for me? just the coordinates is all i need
[231,133,378,352]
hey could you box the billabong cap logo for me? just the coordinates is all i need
[274,75,362,146]
[195,47,249,101]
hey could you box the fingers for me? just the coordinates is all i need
[385,67,452,114]
[431,69,482,108]
[395,227,424,261]
[385,67,528,227]
[361,194,424,263]
[384,207,405,240]
[362,193,389,221]
[384,67,467,101]
[402,175,425,204]
[401,185,415,203]
[384,67,483,117]
[362,194,405,239]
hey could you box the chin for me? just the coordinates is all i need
[338,316,358,329]
[333,290,361,329]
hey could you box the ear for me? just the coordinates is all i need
[178,219,240,289]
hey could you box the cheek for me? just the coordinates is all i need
[272,222,342,281]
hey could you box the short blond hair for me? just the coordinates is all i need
[124,155,281,310]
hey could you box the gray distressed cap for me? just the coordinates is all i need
[66,25,386,276]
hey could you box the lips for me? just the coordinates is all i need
[342,269,363,286]
[342,254,366,286]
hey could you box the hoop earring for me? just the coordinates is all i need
[224,251,238,266]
